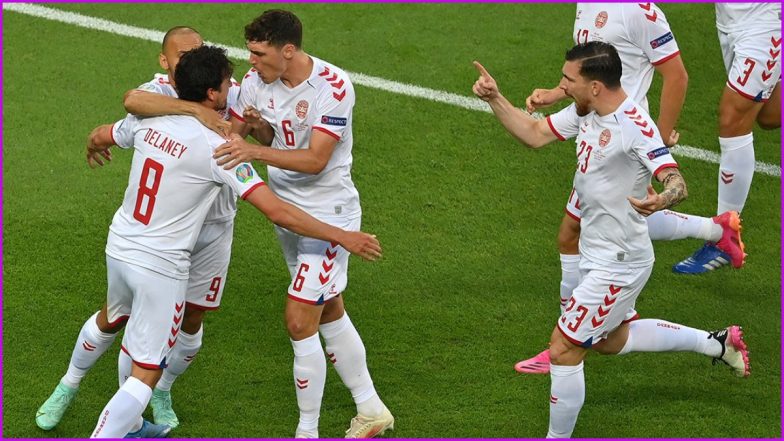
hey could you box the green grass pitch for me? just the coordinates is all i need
[3,3,780,438]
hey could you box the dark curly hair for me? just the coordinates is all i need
[245,9,303,48]
[174,45,234,102]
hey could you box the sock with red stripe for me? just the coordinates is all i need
[547,362,584,438]
[62,311,118,389]
[156,325,203,391]
[90,376,149,438]
[718,133,754,214]
[320,313,384,417]
[646,210,722,242]
[292,333,326,434]
[617,319,722,357]
[559,254,580,314]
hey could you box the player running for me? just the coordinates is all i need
[473,41,749,438]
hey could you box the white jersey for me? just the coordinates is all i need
[231,58,361,220]
[547,98,678,267]
[136,73,242,223]
[715,3,781,34]
[106,113,266,279]
[574,3,681,111]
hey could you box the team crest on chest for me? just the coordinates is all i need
[599,129,612,147]
[595,11,608,28]
[295,100,309,119]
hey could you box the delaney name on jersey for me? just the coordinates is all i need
[143,128,189,159]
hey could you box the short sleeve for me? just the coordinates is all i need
[111,115,140,149]
[628,130,678,176]
[627,4,681,66]
[313,78,354,142]
[210,152,266,200]
[546,103,580,141]
[136,80,164,94]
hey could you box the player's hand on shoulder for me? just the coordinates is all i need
[194,106,231,138]
[214,134,262,169]
[472,61,500,102]
[340,232,382,262]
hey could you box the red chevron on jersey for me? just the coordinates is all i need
[333,90,346,101]
[638,3,651,11]
[319,66,331,77]
[772,36,782,48]
[330,78,345,89]
[624,107,638,116]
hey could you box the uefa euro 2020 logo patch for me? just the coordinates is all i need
[235,164,254,183]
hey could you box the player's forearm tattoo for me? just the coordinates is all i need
[658,168,688,210]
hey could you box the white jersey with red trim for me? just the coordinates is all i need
[574,3,680,112]
[547,97,678,267]
[245,57,360,220]
[715,3,781,34]
[106,113,265,279]
[136,73,242,223]
[229,68,264,122]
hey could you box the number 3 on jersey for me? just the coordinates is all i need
[577,140,593,173]
[133,158,164,225]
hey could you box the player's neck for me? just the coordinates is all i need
[280,53,313,89]
[593,91,627,117]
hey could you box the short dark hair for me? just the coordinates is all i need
[565,42,622,89]
[244,9,303,48]
[162,26,200,51]
[174,45,234,102]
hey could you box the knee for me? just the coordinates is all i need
[182,306,205,335]
[286,317,318,340]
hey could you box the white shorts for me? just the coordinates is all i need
[557,263,652,348]
[564,187,582,221]
[720,26,781,102]
[106,255,186,369]
[275,216,360,305]
[186,220,234,310]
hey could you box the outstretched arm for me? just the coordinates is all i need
[472,61,558,149]
[627,167,688,216]
[244,184,382,261]
[123,89,231,137]
[214,131,335,174]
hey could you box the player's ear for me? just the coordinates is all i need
[282,43,295,60]
[159,53,169,71]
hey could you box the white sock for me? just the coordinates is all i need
[90,376,150,438]
[320,313,384,417]
[292,333,326,433]
[547,363,585,438]
[118,335,133,388]
[559,254,580,314]
[617,319,722,357]
[646,210,722,242]
[156,325,203,391]
[718,133,754,214]
[61,312,118,389]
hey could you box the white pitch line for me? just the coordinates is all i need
[5,3,781,178]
